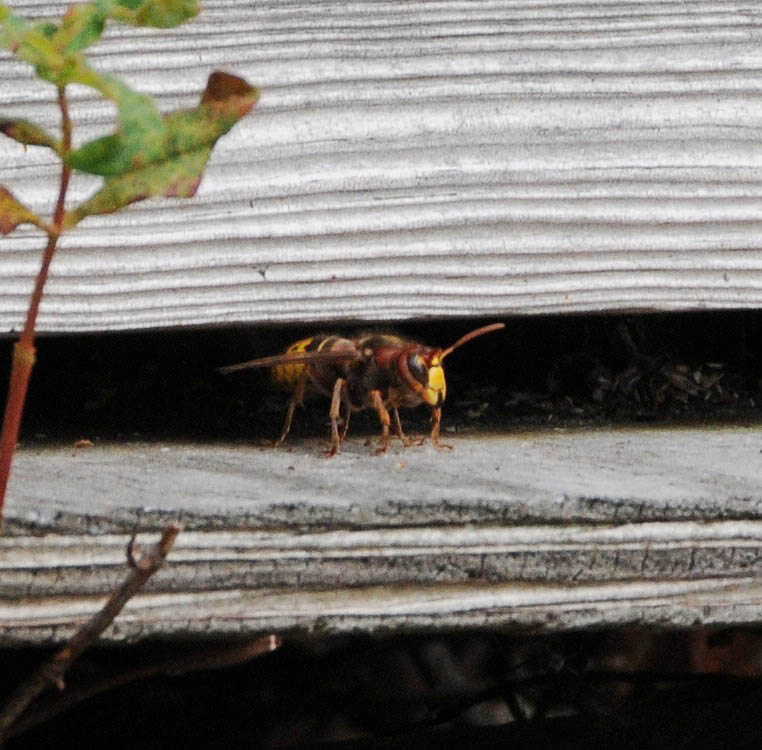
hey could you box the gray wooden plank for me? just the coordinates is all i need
[5,578,762,646]
[6,426,762,534]
[3,1,762,332]
[3,427,762,644]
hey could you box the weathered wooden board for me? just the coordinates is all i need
[3,1,762,332]
[3,426,762,644]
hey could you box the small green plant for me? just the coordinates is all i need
[0,0,259,526]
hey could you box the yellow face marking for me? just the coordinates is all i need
[423,365,446,405]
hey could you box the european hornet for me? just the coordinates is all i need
[219,322,504,456]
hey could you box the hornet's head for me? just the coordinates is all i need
[400,349,447,406]
[397,323,505,407]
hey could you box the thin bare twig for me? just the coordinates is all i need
[7,635,282,739]
[0,524,180,743]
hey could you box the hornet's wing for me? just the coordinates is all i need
[218,349,360,375]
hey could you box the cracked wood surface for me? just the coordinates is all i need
[3,1,762,332]
[3,426,762,644]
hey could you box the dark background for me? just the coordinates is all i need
[3,310,762,445]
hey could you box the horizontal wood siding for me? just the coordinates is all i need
[2,1,762,331]
[4,427,762,643]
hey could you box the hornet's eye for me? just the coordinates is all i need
[407,353,428,386]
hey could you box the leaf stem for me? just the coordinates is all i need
[0,85,72,527]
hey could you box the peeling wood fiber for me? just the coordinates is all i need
[2,1,762,332]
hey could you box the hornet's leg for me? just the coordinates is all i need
[370,389,392,454]
[325,377,348,457]
[430,406,452,451]
[275,374,307,446]
[392,406,424,447]
[340,396,352,441]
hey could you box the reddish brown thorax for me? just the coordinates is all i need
[370,345,401,369]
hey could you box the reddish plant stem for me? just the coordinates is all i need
[0,524,180,742]
[0,87,72,524]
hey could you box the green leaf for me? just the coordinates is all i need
[67,79,164,176]
[66,147,211,225]
[162,72,259,160]
[51,4,106,53]
[101,0,199,28]
[0,8,67,83]
[0,186,44,235]
[22,5,108,56]
[0,118,62,153]
[1,0,198,88]
[34,21,58,38]
[136,0,199,28]
[65,72,258,227]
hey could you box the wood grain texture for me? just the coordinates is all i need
[2,1,762,332]
[3,427,762,644]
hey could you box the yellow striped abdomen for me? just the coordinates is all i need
[271,336,332,390]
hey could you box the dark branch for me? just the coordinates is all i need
[7,635,281,740]
[0,524,180,742]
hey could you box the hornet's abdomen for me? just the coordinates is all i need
[271,336,325,389]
